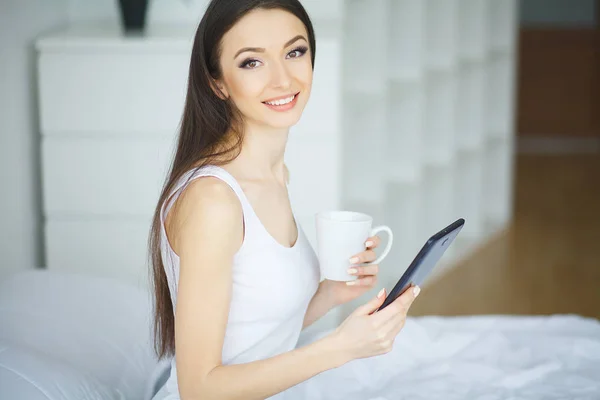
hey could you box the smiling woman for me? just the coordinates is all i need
[148,1,419,400]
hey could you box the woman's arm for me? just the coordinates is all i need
[302,282,337,329]
[199,334,345,400]
[167,177,348,400]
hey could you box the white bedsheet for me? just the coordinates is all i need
[1,269,598,399]
[292,314,600,400]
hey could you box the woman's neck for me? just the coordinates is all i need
[228,122,290,184]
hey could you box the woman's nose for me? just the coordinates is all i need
[270,61,292,90]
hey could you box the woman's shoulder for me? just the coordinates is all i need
[169,173,242,226]
[165,174,244,255]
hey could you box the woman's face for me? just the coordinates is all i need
[216,8,313,130]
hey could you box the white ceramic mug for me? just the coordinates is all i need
[315,211,394,282]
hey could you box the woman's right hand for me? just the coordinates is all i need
[330,285,420,362]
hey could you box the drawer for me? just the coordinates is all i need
[38,51,190,135]
[45,219,153,288]
[42,137,174,216]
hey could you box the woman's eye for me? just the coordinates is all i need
[240,59,262,69]
[239,46,307,68]
[287,46,308,59]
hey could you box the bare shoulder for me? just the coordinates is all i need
[166,176,243,256]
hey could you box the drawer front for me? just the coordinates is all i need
[45,219,153,288]
[42,137,174,216]
[38,52,190,135]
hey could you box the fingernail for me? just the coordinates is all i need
[349,257,359,264]
[347,268,358,275]
[377,288,385,298]
[413,286,421,297]
[365,240,374,247]
[346,281,356,286]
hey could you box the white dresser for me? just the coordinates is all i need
[36,23,344,289]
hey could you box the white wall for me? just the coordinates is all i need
[0,0,69,280]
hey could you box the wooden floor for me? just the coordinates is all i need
[410,154,600,319]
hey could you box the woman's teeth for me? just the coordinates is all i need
[264,94,295,106]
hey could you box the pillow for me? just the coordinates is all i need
[0,269,160,399]
[0,339,124,400]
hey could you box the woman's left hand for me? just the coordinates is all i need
[320,235,382,307]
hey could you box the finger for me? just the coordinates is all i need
[394,285,419,308]
[380,309,407,337]
[355,287,386,316]
[364,236,381,249]
[349,249,377,265]
[345,275,378,287]
[372,285,420,324]
[347,264,379,277]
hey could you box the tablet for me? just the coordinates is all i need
[376,218,465,312]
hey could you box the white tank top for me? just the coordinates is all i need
[157,165,320,398]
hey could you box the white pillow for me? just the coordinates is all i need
[0,339,124,400]
[0,270,161,400]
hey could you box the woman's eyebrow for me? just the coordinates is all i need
[234,46,264,59]
[283,34,308,48]
[233,35,308,59]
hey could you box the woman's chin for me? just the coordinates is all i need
[261,115,304,130]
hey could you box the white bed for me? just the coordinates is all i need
[1,270,598,400]
[294,314,600,399]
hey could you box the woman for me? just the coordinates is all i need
[149,1,419,399]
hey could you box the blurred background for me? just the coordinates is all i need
[1,0,598,338]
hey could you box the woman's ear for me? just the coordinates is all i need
[211,79,229,100]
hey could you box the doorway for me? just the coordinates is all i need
[516,0,599,152]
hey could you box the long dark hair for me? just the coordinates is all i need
[149,0,316,360]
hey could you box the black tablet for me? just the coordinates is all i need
[376,218,465,312]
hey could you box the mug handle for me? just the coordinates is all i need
[369,225,393,265]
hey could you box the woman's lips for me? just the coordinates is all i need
[262,92,300,112]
